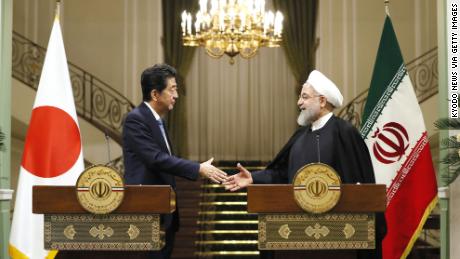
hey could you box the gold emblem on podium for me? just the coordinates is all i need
[76,165,124,214]
[292,163,341,214]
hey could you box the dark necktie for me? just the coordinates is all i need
[157,119,171,154]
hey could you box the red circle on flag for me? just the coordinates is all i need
[22,106,81,178]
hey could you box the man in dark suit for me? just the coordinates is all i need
[123,63,227,259]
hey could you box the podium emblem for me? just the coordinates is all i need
[293,163,341,214]
[76,165,125,214]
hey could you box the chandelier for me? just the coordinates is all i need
[181,0,284,64]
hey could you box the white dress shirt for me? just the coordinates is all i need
[144,101,171,154]
[311,112,333,131]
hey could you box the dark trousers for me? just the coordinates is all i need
[148,228,176,259]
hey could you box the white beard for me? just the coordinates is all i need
[297,109,310,126]
[297,101,321,126]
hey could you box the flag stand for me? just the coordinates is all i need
[438,187,449,259]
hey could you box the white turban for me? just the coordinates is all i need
[305,70,343,108]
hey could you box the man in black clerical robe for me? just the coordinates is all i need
[223,70,386,259]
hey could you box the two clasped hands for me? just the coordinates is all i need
[198,159,252,192]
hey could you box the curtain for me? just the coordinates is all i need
[273,0,319,91]
[161,0,198,156]
[185,47,298,162]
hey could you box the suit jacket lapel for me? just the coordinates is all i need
[139,103,170,154]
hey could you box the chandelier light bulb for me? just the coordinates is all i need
[182,0,283,64]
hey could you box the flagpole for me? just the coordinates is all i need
[384,0,390,16]
[55,0,61,21]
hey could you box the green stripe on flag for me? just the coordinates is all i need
[360,16,405,138]
[360,64,406,138]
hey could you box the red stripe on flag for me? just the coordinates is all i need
[382,141,437,259]
[387,132,429,205]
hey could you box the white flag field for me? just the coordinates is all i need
[9,17,84,259]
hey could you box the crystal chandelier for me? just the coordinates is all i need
[181,0,283,64]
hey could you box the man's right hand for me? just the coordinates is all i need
[223,163,253,191]
[199,157,228,183]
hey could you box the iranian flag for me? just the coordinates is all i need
[9,14,84,259]
[360,16,438,258]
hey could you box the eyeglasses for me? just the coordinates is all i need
[298,94,323,101]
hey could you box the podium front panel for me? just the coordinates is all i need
[44,214,164,251]
[258,213,375,250]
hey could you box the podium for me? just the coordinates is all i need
[33,185,175,258]
[247,184,385,257]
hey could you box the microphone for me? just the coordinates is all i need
[105,130,111,164]
[316,133,321,163]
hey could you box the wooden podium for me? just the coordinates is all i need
[33,185,175,258]
[247,184,386,256]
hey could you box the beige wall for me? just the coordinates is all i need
[316,0,437,103]
[183,0,438,161]
[11,1,440,161]
[11,0,162,176]
[11,0,439,160]
[13,0,163,104]
[8,0,444,251]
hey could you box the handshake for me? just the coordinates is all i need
[199,159,253,191]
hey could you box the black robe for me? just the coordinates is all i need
[252,115,386,259]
